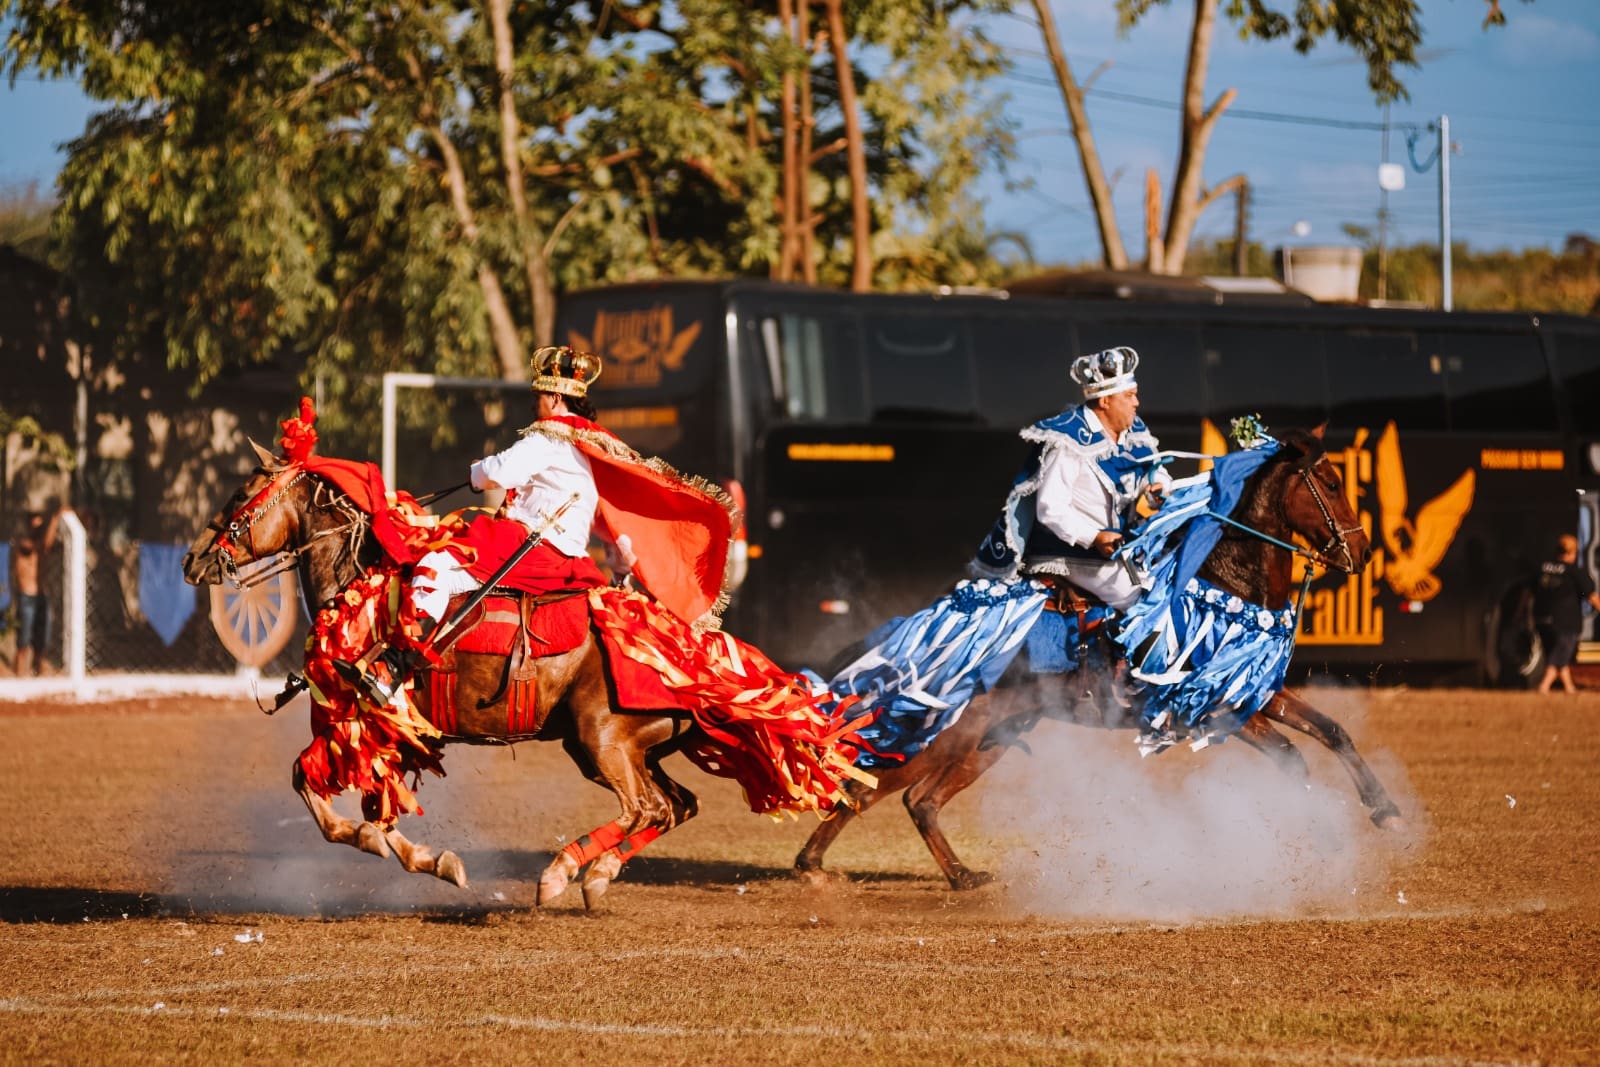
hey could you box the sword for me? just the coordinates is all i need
[424,492,582,656]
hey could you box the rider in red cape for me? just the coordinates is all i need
[348,344,738,703]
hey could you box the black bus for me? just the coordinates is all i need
[547,277,1600,685]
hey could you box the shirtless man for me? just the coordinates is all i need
[10,508,62,676]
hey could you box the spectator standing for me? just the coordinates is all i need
[9,507,64,676]
[1533,534,1600,694]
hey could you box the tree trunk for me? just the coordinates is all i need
[430,123,524,381]
[798,2,818,284]
[1030,0,1126,270]
[1144,169,1165,274]
[1160,0,1236,276]
[777,0,801,281]
[489,0,553,361]
[823,0,872,292]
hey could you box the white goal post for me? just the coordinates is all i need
[381,372,515,489]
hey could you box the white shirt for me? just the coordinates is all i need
[1034,408,1169,548]
[470,430,598,558]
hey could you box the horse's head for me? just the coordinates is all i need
[183,439,315,587]
[1275,427,1371,574]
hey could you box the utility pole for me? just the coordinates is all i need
[1378,103,1390,301]
[1439,114,1453,312]
[1233,179,1249,276]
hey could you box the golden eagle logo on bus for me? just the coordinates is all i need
[569,306,701,389]
[1201,419,1476,645]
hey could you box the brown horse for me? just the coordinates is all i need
[184,443,733,909]
[794,428,1402,890]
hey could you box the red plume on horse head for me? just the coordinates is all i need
[279,397,319,463]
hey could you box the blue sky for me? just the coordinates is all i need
[979,0,1600,262]
[2,0,1596,263]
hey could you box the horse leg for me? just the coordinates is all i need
[379,825,468,888]
[1263,691,1405,829]
[292,761,391,859]
[1235,713,1311,784]
[904,736,1011,890]
[538,712,679,908]
[582,757,699,909]
[793,767,916,885]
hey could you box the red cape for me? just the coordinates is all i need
[532,415,735,629]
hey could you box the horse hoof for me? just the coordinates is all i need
[537,870,569,907]
[949,869,996,891]
[794,866,846,888]
[356,823,392,859]
[1372,809,1408,833]
[436,850,468,889]
[581,877,611,910]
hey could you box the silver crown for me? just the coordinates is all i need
[1069,346,1139,399]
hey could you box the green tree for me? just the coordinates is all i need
[3,0,1016,401]
[2,1,765,394]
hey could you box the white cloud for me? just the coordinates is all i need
[1496,12,1600,66]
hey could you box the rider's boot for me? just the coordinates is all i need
[334,642,421,706]
[333,616,439,706]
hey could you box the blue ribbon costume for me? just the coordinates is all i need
[1115,441,1298,746]
[828,578,1051,769]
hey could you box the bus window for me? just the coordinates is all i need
[1202,325,1328,429]
[1324,329,1446,431]
[1072,321,1206,424]
[860,313,979,421]
[1425,330,1556,432]
[970,312,1075,428]
[1553,326,1600,434]
[753,311,868,423]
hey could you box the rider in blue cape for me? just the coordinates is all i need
[829,346,1171,768]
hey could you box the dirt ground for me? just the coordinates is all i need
[1,685,1596,1065]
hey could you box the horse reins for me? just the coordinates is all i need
[212,466,370,592]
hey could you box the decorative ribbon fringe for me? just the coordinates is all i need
[588,586,874,816]
[827,578,1051,769]
[1117,472,1297,740]
[299,568,444,827]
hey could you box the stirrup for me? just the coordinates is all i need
[333,642,420,706]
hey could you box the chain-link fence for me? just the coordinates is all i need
[1,516,307,681]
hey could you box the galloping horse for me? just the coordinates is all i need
[794,428,1403,890]
[183,440,842,909]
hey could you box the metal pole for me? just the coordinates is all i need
[382,373,397,488]
[1233,180,1249,277]
[1378,102,1390,302]
[1439,114,1453,312]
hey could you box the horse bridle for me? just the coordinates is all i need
[212,466,369,590]
[1296,459,1365,574]
[1208,453,1364,576]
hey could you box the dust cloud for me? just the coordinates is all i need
[146,696,600,917]
[974,688,1426,923]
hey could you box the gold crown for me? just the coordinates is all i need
[530,345,603,398]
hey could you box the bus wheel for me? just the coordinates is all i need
[1485,593,1543,689]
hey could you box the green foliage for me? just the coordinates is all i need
[1185,234,1599,314]
[1118,0,1423,102]
[2,0,1017,404]
[0,410,75,470]
[1359,239,1600,313]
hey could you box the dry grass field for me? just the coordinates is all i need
[1,686,1596,1065]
